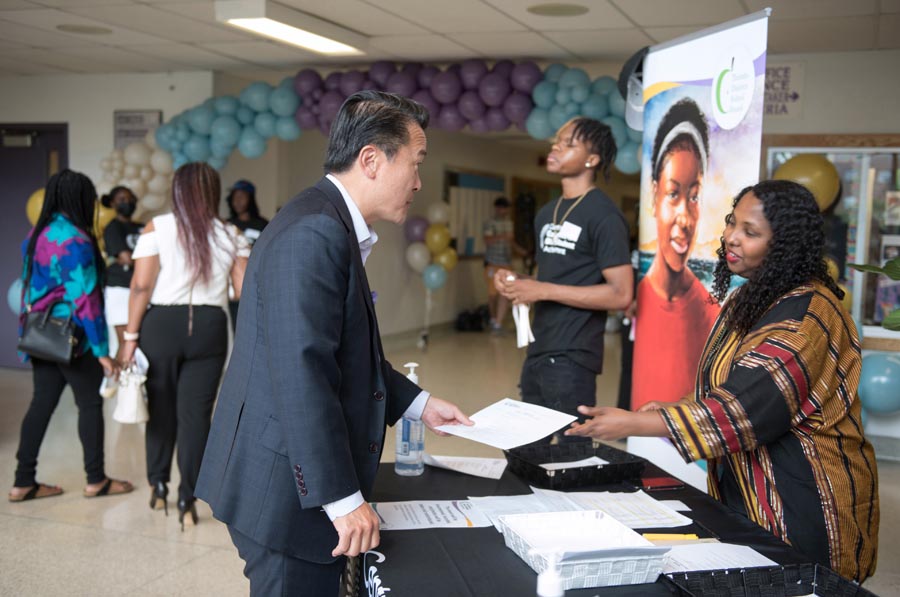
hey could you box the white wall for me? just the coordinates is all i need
[0,72,214,188]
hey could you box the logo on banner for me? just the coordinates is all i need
[364,550,392,596]
[540,221,583,255]
[711,48,755,130]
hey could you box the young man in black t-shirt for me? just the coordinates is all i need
[494,118,633,443]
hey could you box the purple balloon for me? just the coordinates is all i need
[502,91,533,125]
[311,88,323,101]
[510,61,542,93]
[318,119,332,136]
[340,70,366,96]
[324,72,342,91]
[492,59,515,79]
[458,90,486,121]
[478,72,511,107]
[310,103,321,115]
[294,69,322,96]
[320,90,344,120]
[401,62,423,77]
[448,63,461,76]
[369,60,396,86]
[460,59,488,90]
[431,70,462,104]
[386,70,417,97]
[411,89,440,118]
[417,65,439,89]
[361,78,379,91]
[485,107,510,131]
[295,106,318,129]
[469,117,490,133]
[404,216,429,242]
[437,104,466,131]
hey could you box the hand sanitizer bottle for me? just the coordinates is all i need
[395,362,425,476]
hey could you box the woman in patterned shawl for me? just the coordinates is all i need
[566,179,879,582]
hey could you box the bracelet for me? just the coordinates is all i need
[123,331,140,341]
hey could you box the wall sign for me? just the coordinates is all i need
[764,62,804,118]
[114,109,162,150]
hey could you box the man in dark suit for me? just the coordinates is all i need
[195,91,472,596]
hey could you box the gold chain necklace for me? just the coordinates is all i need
[551,189,592,227]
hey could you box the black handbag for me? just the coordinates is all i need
[16,263,78,364]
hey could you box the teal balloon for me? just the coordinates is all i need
[278,76,295,91]
[544,63,567,83]
[269,86,300,117]
[207,155,227,170]
[238,127,267,159]
[559,67,590,89]
[210,139,233,159]
[154,123,175,152]
[175,123,191,143]
[532,81,557,109]
[423,264,447,290]
[615,141,641,174]
[608,90,626,117]
[214,95,239,115]
[858,352,900,414]
[592,76,618,96]
[275,116,301,141]
[525,108,553,139]
[564,102,580,118]
[187,105,215,135]
[602,116,628,149]
[210,115,241,147]
[627,126,643,143]
[854,318,864,344]
[571,84,590,103]
[183,134,211,161]
[7,278,23,315]
[555,88,571,105]
[203,97,217,111]
[860,407,868,427]
[254,112,277,138]
[581,94,609,120]
[549,104,570,131]
[236,106,254,125]
[240,81,273,113]
[172,152,188,170]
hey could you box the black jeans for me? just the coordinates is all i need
[140,305,227,502]
[15,354,106,487]
[519,353,596,444]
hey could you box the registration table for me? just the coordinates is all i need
[356,462,809,596]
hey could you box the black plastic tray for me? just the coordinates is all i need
[662,563,876,597]
[503,442,646,490]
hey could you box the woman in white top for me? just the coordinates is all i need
[120,162,249,529]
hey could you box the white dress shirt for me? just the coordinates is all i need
[321,174,430,520]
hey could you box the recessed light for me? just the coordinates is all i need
[527,3,589,17]
[57,24,113,35]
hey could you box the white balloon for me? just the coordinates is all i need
[100,158,111,171]
[111,149,124,161]
[128,178,147,198]
[150,150,173,174]
[140,166,153,181]
[123,164,138,178]
[141,193,166,211]
[426,202,451,225]
[102,171,118,183]
[123,142,152,166]
[96,180,113,196]
[405,242,431,273]
[144,129,158,149]
[111,159,124,174]
[147,173,169,195]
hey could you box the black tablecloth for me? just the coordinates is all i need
[358,462,809,596]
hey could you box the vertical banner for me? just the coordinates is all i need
[631,13,769,411]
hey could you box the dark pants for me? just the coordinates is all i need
[140,305,227,502]
[228,526,346,597]
[519,353,596,444]
[15,354,106,487]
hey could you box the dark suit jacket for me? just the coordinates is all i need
[196,177,420,563]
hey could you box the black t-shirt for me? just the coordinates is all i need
[103,219,143,288]
[528,189,631,373]
[229,216,269,246]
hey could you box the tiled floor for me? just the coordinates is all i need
[1,330,897,595]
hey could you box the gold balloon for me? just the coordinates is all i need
[425,223,451,255]
[26,188,44,225]
[773,154,841,212]
[434,247,458,272]
[839,283,853,311]
[94,201,117,252]
[825,257,840,282]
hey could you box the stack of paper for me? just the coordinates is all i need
[435,398,576,450]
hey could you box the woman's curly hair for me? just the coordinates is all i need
[710,179,843,336]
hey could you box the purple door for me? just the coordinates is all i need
[0,123,68,369]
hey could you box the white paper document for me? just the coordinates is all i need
[423,454,507,480]
[659,500,691,512]
[539,455,609,471]
[371,500,492,531]
[663,542,777,573]
[435,398,576,450]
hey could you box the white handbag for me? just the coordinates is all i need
[113,364,149,424]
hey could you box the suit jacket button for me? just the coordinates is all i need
[300,488,308,496]
[294,464,301,473]
[369,442,378,453]
[373,391,384,401]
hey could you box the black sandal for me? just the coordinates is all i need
[8,483,63,502]
[83,478,133,498]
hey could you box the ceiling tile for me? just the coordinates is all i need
[1,8,172,45]
[484,0,633,30]
[2,47,123,72]
[545,28,654,59]
[199,40,320,67]
[0,53,70,74]
[878,13,900,48]
[768,16,878,53]
[0,18,101,47]
[128,43,256,70]
[370,34,479,60]
[278,0,426,35]
[29,0,134,5]
[365,0,525,33]
[744,0,878,20]
[61,45,191,72]
[883,0,900,13]
[642,25,703,45]
[0,0,43,10]
[447,31,571,59]
[610,0,744,27]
